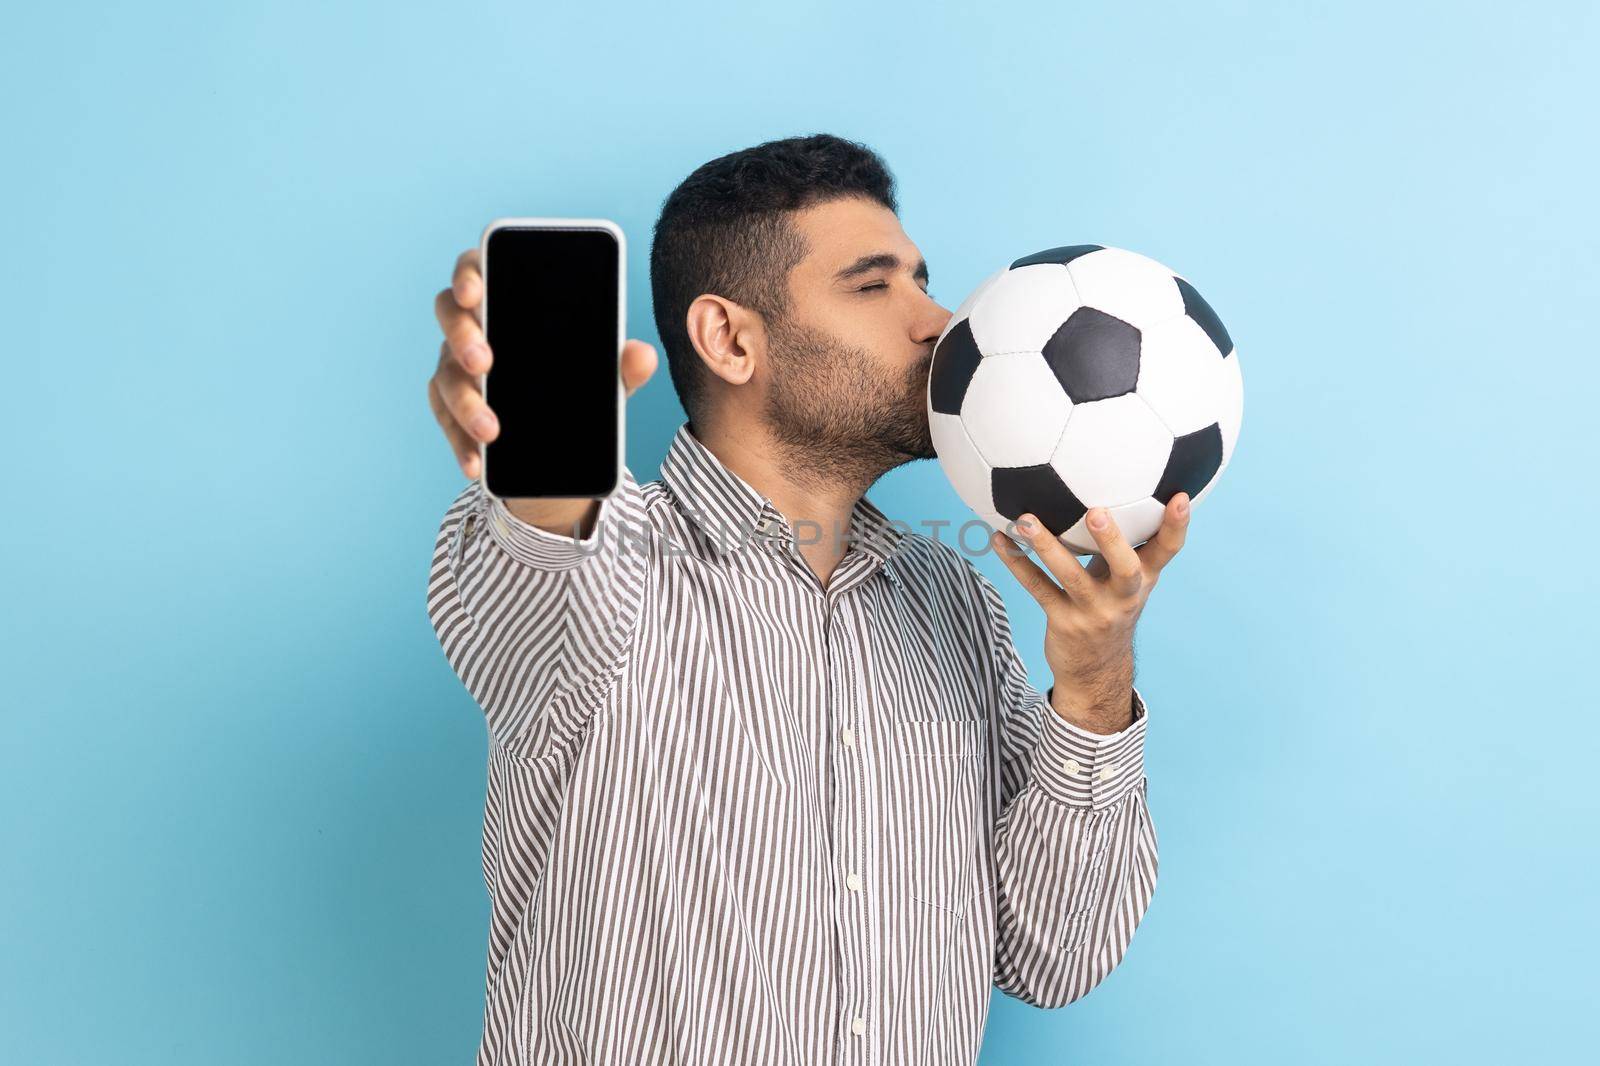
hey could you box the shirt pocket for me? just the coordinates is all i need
[896,716,987,758]
[893,716,989,915]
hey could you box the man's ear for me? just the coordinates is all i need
[685,294,764,388]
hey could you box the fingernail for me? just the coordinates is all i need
[463,343,488,370]
[472,410,497,437]
[1088,509,1108,530]
[1176,495,1190,515]
[1015,515,1036,534]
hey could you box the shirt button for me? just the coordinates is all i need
[845,872,862,892]
[841,727,855,748]
[1062,758,1081,776]
[1097,762,1119,782]
[850,1016,865,1036]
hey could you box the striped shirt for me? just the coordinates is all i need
[425,421,1157,1066]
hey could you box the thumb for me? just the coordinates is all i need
[621,340,658,398]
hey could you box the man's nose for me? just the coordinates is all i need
[920,301,954,345]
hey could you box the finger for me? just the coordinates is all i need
[434,285,491,375]
[434,341,499,442]
[1082,508,1143,596]
[451,248,483,309]
[990,529,1070,615]
[1085,553,1110,581]
[428,373,483,478]
[1015,513,1097,604]
[1137,493,1191,574]
[620,340,658,397]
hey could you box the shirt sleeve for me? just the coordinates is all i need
[971,567,1160,1009]
[424,468,649,760]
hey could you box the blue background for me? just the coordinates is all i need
[4,2,1595,1063]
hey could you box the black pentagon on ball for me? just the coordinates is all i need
[1041,307,1141,403]
[929,317,983,416]
[1154,423,1224,503]
[1175,276,1233,357]
[991,464,1088,537]
[1010,244,1104,269]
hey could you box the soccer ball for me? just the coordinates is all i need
[927,244,1242,554]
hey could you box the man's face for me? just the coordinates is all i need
[760,196,952,480]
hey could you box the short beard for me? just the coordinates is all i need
[761,314,937,492]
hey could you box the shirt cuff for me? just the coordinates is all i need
[483,483,620,572]
[1029,687,1149,810]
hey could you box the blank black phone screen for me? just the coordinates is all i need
[483,226,619,498]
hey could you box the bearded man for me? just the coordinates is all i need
[425,132,1190,1066]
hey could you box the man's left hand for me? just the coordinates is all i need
[992,493,1192,734]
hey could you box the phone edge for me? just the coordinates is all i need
[476,217,626,503]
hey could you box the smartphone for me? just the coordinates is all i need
[477,217,624,499]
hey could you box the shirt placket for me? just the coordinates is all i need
[816,588,852,1060]
[822,555,883,1063]
[755,512,882,1061]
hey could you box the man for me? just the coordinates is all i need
[425,133,1189,1065]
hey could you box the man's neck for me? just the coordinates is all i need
[691,420,876,589]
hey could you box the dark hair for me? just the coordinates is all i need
[649,133,898,423]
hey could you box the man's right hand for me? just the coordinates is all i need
[428,246,657,535]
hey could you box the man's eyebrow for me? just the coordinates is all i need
[833,253,930,285]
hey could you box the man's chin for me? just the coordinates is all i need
[905,409,937,461]
[890,431,938,465]
[904,431,937,462]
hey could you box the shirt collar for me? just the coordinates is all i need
[658,422,908,575]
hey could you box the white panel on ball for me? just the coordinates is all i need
[1059,496,1169,555]
[1217,352,1244,464]
[966,265,1081,355]
[929,410,996,515]
[1066,248,1185,330]
[960,352,1073,467]
[1050,394,1173,507]
[937,267,1007,348]
[1135,315,1227,436]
